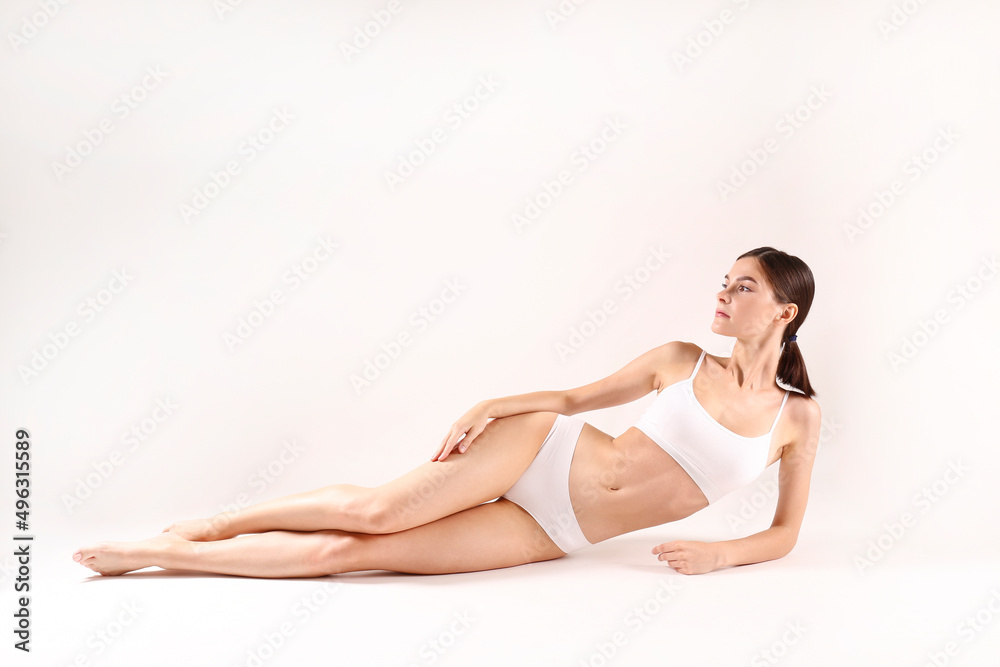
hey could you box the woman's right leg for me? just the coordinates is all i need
[164,411,561,540]
[77,496,567,578]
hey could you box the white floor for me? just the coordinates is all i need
[19,528,999,667]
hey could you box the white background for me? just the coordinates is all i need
[2,1,999,665]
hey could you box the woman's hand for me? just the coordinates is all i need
[651,540,722,575]
[431,402,493,462]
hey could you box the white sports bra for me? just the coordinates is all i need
[633,349,790,503]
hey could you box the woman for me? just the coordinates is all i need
[73,246,821,578]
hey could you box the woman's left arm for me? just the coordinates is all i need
[653,398,822,575]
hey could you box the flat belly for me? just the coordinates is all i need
[568,425,710,544]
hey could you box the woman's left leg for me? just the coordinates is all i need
[73,497,568,578]
[162,411,561,541]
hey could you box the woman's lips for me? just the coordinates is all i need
[715,310,729,318]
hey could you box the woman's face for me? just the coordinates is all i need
[711,257,795,341]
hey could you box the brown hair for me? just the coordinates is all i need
[737,246,817,398]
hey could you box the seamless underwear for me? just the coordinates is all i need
[633,349,790,503]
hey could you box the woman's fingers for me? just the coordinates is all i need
[431,433,451,461]
[433,404,491,461]
[460,427,481,452]
[437,439,454,461]
[433,427,463,461]
[431,442,445,461]
[432,416,486,461]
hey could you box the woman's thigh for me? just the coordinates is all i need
[365,411,560,533]
[340,497,567,575]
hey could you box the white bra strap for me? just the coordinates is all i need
[769,390,790,432]
[689,349,707,380]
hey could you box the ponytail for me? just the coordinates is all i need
[778,332,816,398]
[738,246,818,399]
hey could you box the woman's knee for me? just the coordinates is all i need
[356,488,414,535]
[308,530,365,575]
[321,484,388,534]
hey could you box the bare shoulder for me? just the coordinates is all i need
[648,340,704,392]
[779,392,822,461]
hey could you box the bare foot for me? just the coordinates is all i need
[73,532,188,576]
[161,514,232,541]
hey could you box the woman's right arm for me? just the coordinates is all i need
[559,340,688,415]
[432,341,689,461]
